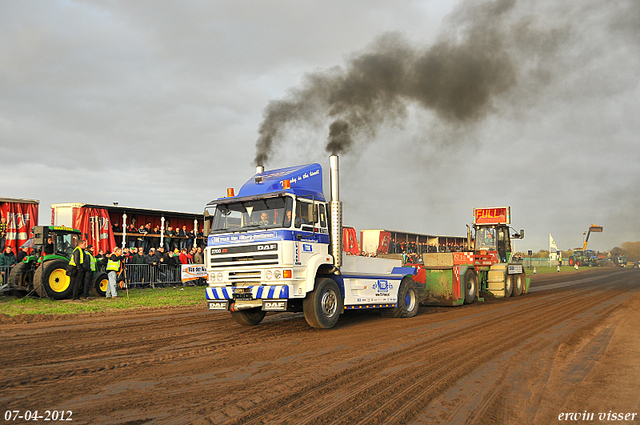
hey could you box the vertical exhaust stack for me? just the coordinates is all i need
[255,165,265,184]
[329,155,343,267]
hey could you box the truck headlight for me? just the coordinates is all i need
[274,270,282,279]
[265,270,273,280]
[216,272,224,282]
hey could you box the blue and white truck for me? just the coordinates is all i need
[203,155,419,328]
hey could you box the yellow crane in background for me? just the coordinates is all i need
[583,224,603,250]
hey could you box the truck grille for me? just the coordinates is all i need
[228,270,262,283]
[209,254,278,266]
[209,244,280,282]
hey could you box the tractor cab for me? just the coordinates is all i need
[34,226,81,259]
[472,207,524,264]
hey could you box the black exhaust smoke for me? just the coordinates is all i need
[253,0,519,165]
[253,0,637,166]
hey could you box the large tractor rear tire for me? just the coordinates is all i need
[463,269,477,304]
[230,307,267,326]
[7,262,34,291]
[93,272,109,297]
[381,277,419,318]
[303,278,343,329]
[34,260,73,300]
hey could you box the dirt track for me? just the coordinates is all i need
[1,268,639,424]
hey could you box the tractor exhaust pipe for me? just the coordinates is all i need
[256,165,264,174]
[329,155,342,267]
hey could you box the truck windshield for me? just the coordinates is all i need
[211,196,293,234]
[475,227,497,251]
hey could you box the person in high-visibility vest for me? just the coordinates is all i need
[105,247,122,298]
[68,239,87,301]
[81,244,97,299]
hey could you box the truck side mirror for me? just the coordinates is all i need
[203,210,211,235]
[519,229,524,239]
[312,205,318,223]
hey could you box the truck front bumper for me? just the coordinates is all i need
[206,298,289,312]
[206,284,293,312]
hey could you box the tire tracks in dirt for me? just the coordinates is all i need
[180,272,635,424]
[2,269,638,425]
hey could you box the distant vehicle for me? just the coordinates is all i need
[8,226,108,299]
[568,249,598,267]
[614,255,628,267]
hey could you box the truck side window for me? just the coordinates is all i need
[295,200,313,229]
[283,197,293,227]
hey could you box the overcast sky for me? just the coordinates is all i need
[1,0,638,253]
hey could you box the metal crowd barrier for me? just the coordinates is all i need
[0,265,13,288]
[122,264,183,287]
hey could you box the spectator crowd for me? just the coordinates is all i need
[112,222,206,253]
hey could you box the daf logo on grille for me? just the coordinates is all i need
[257,244,277,251]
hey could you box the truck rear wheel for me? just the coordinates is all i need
[93,272,108,297]
[230,307,266,326]
[504,274,513,298]
[34,260,73,300]
[512,273,523,296]
[463,270,477,304]
[381,277,419,318]
[303,278,343,329]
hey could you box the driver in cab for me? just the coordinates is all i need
[259,212,272,226]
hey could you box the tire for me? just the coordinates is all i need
[381,277,419,318]
[504,274,513,298]
[569,258,574,266]
[7,262,33,291]
[303,278,343,329]
[33,260,73,300]
[93,272,108,297]
[463,269,477,304]
[230,307,267,326]
[577,259,581,267]
[512,273,523,297]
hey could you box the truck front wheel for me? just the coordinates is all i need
[303,278,343,329]
[381,277,419,318]
[230,307,267,326]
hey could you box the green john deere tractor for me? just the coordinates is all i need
[7,226,109,299]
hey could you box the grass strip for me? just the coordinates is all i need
[0,285,205,317]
